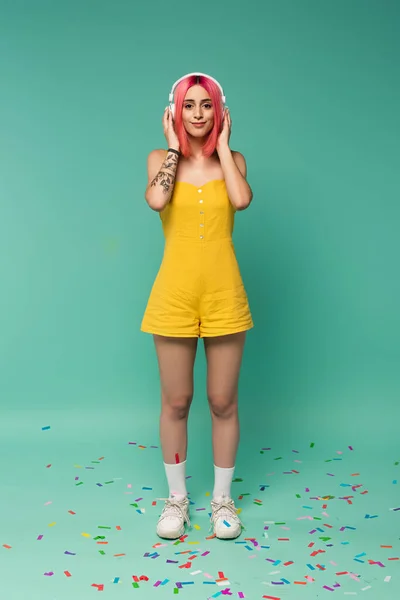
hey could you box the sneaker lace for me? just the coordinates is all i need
[156,497,191,528]
[209,497,244,532]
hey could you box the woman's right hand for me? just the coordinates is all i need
[163,107,180,151]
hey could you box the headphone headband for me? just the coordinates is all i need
[168,72,226,104]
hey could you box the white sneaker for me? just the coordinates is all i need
[210,495,243,539]
[156,496,190,539]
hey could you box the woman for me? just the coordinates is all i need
[141,73,254,540]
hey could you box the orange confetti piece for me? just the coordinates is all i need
[3,544,11,550]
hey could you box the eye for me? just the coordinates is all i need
[183,103,213,110]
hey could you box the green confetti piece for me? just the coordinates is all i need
[91,461,100,464]
[94,536,106,540]
[310,442,315,448]
[98,550,105,555]
[130,503,139,508]
[313,517,322,520]
[104,481,114,484]
[233,478,243,482]
[132,582,139,589]
[174,588,179,594]
[98,526,111,529]
[274,457,283,460]
[275,522,286,525]
[75,482,84,486]
[296,494,301,498]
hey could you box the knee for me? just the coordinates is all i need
[208,392,237,418]
[162,392,193,420]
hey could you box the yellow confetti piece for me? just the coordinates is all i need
[187,541,200,545]
[74,464,83,468]
[194,524,201,530]
[81,533,91,538]
[48,522,56,527]
[237,508,242,515]
[205,492,210,497]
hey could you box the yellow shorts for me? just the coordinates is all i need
[141,238,253,338]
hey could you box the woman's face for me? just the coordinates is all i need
[181,85,215,137]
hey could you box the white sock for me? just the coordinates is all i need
[213,464,235,501]
[164,460,187,500]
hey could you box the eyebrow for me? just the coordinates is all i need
[184,98,212,102]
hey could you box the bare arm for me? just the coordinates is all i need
[144,148,180,212]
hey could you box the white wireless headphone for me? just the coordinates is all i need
[168,72,227,120]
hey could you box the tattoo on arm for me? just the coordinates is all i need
[150,151,179,194]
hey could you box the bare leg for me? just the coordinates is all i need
[203,332,246,468]
[154,335,198,465]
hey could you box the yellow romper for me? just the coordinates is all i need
[141,178,254,338]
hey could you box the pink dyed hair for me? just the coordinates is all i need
[173,74,224,159]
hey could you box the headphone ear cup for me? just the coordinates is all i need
[170,104,175,120]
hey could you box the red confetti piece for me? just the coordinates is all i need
[91,583,104,591]
[3,544,11,550]
[64,571,71,577]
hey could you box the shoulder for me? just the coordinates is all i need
[147,148,168,161]
[146,149,169,185]
[146,148,168,171]
[231,150,247,178]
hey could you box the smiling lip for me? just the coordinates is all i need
[192,122,206,126]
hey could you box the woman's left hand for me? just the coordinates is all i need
[216,108,231,152]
